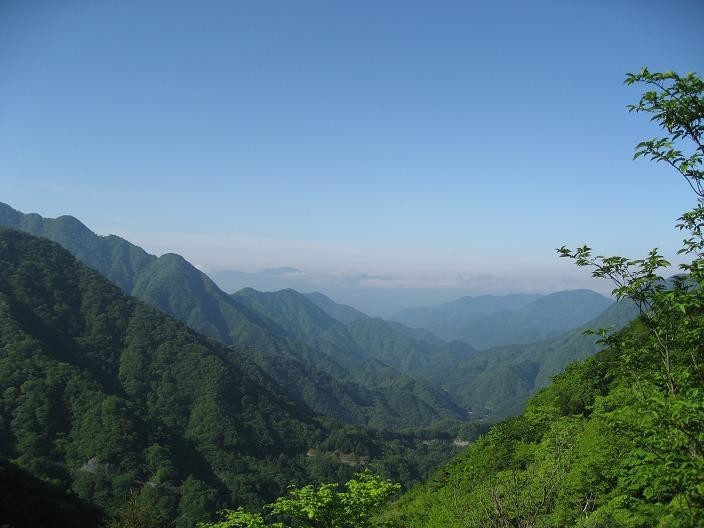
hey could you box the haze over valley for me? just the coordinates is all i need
[1,1,702,526]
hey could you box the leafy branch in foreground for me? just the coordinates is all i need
[626,68,704,197]
[198,471,400,528]
[558,68,704,525]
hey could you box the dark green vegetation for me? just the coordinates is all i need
[234,287,629,424]
[0,202,469,430]
[0,201,631,428]
[0,227,318,523]
[380,68,704,527]
[0,456,102,528]
[233,288,475,380]
[0,229,479,527]
[392,290,614,350]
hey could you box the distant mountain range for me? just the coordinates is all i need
[209,267,540,317]
[426,298,638,420]
[391,290,614,349]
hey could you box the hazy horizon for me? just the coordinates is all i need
[3,199,617,316]
[2,1,703,306]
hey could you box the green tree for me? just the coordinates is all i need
[198,471,400,528]
[559,68,704,526]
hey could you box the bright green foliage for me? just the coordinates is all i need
[270,470,399,528]
[200,471,399,528]
[558,67,704,526]
[197,507,282,528]
[382,68,704,527]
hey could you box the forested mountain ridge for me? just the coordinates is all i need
[0,202,639,429]
[0,201,268,347]
[231,288,472,424]
[0,228,480,527]
[232,288,366,370]
[0,227,322,524]
[0,203,470,429]
[230,286,636,422]
[233,288,456,374]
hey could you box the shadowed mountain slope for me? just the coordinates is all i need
[0,227,323,521]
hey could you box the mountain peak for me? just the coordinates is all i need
[261,267,303,276]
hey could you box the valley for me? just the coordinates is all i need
[1,8,701,523]
[0,203,639,525]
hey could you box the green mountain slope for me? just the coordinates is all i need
[231,286,631,426]
[0,203,467,430]
[0,204,152,293]
[231,288,471,425]
[428,299,639,421]
[0,228,478,527]
[0,227,326,522]
[233,288,364,369]
[234,288,473,378]
[379,307,703,527]
[0,202,271,348]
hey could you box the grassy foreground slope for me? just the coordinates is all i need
[379,315,703,527]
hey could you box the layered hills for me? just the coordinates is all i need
[0,202,637,429]
[0,202,644,527]
[392,290,614,349]
[0,228,483,527]
[0,202,468,429]
[427,299,639,420]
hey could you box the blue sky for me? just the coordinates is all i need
[1,1,703,301]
